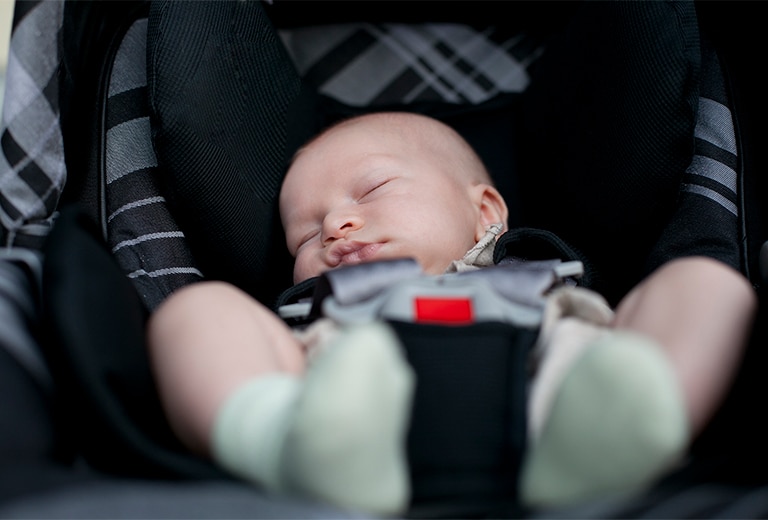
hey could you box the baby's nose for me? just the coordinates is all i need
[322,211,363,243]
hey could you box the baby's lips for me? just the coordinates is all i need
[329,241,384,266]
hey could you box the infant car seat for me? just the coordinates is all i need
[3,0,768,518]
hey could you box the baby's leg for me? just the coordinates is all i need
[522,256,757,507]
[147,280,414,516]
[613,256,757,435]
[147,280,305,455]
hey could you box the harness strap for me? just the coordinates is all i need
[279,257,583,328]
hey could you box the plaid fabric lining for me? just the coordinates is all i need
[0,0,66,249]
[280,23,543,107]
[104,17,202,310]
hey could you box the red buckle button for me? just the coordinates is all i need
[414,297,473,324]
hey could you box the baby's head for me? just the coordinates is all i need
[279,112,509,284]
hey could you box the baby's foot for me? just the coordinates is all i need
[521,329,689,507]
[213,322,414,516]
[281,322,415,516]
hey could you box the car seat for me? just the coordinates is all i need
[2,0,768,518]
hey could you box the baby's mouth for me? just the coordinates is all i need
[330,241,384,267]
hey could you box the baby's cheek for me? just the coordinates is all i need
[293,256,311,285]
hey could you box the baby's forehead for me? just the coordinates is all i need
[284,113,481,188]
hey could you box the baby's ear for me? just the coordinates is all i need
[472,184,509,242]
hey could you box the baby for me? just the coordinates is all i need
[281,111,508,283]
[147,112,756,515]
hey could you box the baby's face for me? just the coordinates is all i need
[279,118,485,284]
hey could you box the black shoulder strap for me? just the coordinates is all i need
[494,227,596,288]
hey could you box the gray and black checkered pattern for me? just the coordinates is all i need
[0,0,65,250]
[280,23,543,107]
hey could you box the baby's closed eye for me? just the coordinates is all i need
[358,178,394,202]
[292,229,320,254]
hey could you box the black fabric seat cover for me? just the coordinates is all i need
[147,0,301,305]
[514,0,701,304]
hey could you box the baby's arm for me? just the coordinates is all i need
[613,255,757,435]
[146,280,306,456]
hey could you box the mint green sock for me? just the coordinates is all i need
[521,331,689,507]
[211,322,414,516]
[281,322,414,516]
[212,374,300,491]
